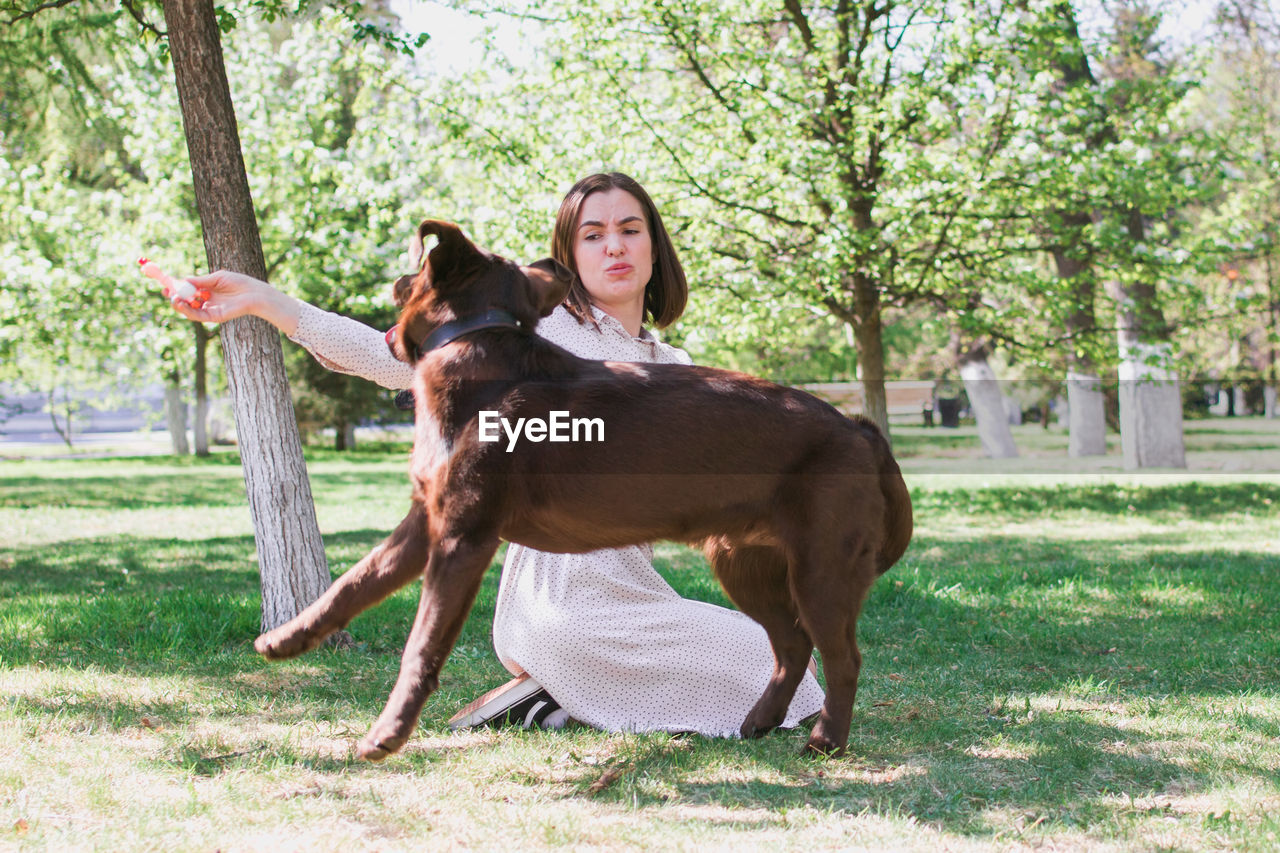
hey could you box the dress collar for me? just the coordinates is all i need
[588,304,655,343]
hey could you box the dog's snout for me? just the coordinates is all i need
[385,323,409,363]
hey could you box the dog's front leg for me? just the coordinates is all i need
[357,532,500,761]
[255,503,432,660]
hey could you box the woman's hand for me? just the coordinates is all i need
[170,270,301,336]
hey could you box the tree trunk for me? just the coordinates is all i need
[193,321,210,456]
[1051,212,1108,457]
[164,373,190,455]
[335,421,357,452]
[955,341,1018,459]
[162,0,330,630]
[1264,247,1277,421]
[850,270,890,439]
[47,387,75,449]
[1110,211,1186,470]
[1116,340,1185,468]
[1065,371,1107,456]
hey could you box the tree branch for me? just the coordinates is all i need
[3,0,76,24]
[601,64,814,231]
[656,3,758,146]
[782,0,814,51]
[121,0,164,38]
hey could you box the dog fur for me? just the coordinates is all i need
[253,220,913,759]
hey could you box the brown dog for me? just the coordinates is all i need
[254,220,913,759]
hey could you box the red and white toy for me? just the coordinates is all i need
[138,257,209,308]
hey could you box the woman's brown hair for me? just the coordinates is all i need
[551,172,688,330]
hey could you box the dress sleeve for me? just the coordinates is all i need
[286,301,415,390]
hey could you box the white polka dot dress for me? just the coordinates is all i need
[289,300,826,736]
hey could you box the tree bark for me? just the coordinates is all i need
[193,321,210,456]
[164,373,190,455]
[955,339,1018,459]
[1041,5,1110,458]
[1109,211,1186,470]
[335,421,357,452]
[162,0,330,630]
[1268,250,1278,418]
[1065,370,1107,456]
[1051,214,1108,457]
[850,270,890,439]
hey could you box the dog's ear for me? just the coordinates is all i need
[410,219,486,288]
[521,258,574,318]
[391,273,417,308]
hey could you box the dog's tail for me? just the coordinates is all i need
[875,451,913,576]
[851,416,913,576]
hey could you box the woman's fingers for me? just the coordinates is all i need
[169,271,267,324]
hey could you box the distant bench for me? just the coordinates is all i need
[797,381,938,420]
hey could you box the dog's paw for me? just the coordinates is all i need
[740,704,786,739]
[801,734,847,758]
[739,720,779,740]
[356,730,408,762]
[254,626,324,660]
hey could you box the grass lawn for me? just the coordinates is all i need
[1,419,1278,850]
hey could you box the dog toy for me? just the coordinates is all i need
[138,257,209,308]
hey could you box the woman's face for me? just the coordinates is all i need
[573,188,654,316]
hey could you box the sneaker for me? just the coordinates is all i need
[448,673,562,731]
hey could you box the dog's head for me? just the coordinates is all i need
[388,219,574,363]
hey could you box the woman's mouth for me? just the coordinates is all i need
[606,263,633,275]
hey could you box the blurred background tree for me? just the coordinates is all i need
[2,0,1276,465]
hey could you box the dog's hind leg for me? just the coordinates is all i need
[255,503,432,660]
[790,537,878,757]
[706,541,815,740]
[357,532,500,761]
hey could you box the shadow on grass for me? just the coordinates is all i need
[4,477,1279,842]
[635,713,1200,832]
[0,527,507,738]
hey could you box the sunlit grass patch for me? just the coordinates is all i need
[2,445,1279,849]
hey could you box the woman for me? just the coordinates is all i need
[173,172,825,737]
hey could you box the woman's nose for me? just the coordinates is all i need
[605,232,624,255]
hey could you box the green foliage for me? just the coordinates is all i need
[1,4,439,446]
[0,2,208,443]
[214,11,440,444]
[3,0,1277,441]
[1185,1,1280,384]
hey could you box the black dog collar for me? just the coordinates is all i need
[414,309,524,361]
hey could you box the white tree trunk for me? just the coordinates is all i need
[1232,385,1248,416]
[164,383,190,455]
[1066,371,1107,457]
[1117,341,1185,469]
[959,356,1018,458]
[1265,386,1277,419]
[194,324,210,456]
[194,393,209,455]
